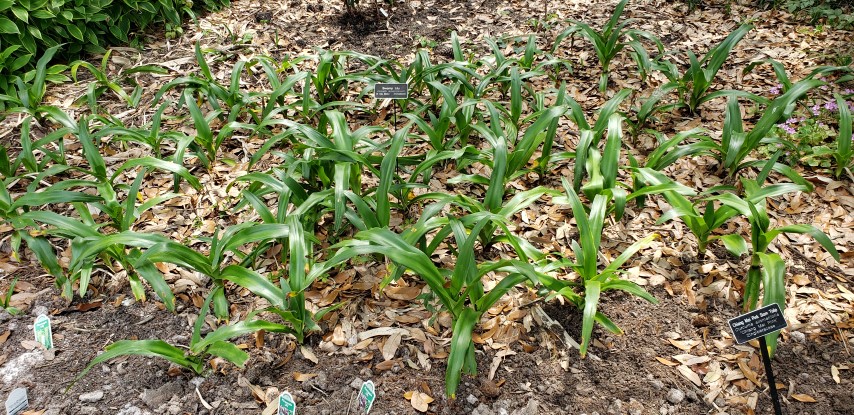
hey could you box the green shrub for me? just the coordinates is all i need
[0,0,231,95]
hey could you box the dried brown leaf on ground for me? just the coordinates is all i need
[405,390,434,412]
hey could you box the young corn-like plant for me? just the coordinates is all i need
[315,212,544,397]
[542,179,658,357]
[0,177,102,288]
[832,93,852,178]
[97,100,192,160]
[123,222,292,320]
[0,45,69,116]
[70,50,168,110]
[75,290,289,383]
[0,115,70,176]
[155,43,260,119]
[651,24,756,113]
[223,214,342,343]
[637,167,809,256]
[561,89,631,193]
[15,109,200,301]
[552,0,662,91]
[705,79,822,180]
[28,168,183,305]
[711,177,839,356]
[420,101,565,247]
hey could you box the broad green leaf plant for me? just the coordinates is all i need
[315,213,544,398]
[540,179,658,357]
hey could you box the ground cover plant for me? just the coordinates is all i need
[0,0,853,414]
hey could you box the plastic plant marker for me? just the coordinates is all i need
[33,315,53,350]
[357,380,376,414]
[374,83,408,99]
[727,303,787,415]
[278,391,296,415]
[5,388,28,415]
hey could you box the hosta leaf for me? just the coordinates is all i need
[0,16,19,34]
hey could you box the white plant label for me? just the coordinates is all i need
[5,388,28,415]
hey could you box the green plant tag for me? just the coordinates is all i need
[278,391,296,415]
[5,388,28,415]
[357,380,376,413]
[33,314,52,350]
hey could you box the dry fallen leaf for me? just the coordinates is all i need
[831,365,840,384]
[791,393,817,403]
[677,364,703,387]
[407,391,434,412]
[300,345,319,364]
[382,332,402,361]
[20,340,40,350]
[293,372,318,382]
[738,360,761,386]
[0,330,9,345]
[375,359,397,371]
[384,286,422,300]
[668,338,700,351]
[656,356,679,366]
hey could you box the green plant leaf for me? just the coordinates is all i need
[205,340,250,367]
[192,319,287,354]
[0,16,19,34]
[757,252,786,357]
[765,224,839,262]
[76,340,203,386]
[446,307,478,398]
[580,280,601,358]
[718,234,749,257]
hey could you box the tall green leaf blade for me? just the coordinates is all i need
[834,93,852,178]
[192,319,287,353]
[76,340,202,385]
[113,157,201,190]
[757,252,786,357]
[206,340,250,367]
[601,114,623,190]
[221,265,286,309]
[580,280,601,358]
[378,126,408,227]
[767,224,839,261]
[446,307,478,398]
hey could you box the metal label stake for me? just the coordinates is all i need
[728,303,788,415]
[375,82,408,128]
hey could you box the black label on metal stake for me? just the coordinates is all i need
[727,303,788,344]
[375,83,408,99]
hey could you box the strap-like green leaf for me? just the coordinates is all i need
[580,280,601,358]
